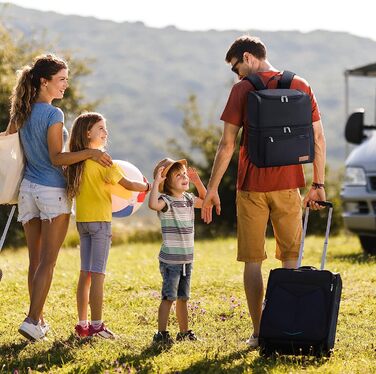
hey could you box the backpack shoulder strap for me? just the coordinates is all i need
[277,70,296,89]
[244,74,266,91]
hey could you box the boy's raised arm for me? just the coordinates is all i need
[148,166,167,211]
[188,167,207,208]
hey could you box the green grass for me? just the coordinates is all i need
[0,235,375,373]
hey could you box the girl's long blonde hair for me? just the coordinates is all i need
[66,112,105,199]
[9,54,68,129]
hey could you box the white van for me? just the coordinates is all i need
[341,62,376,255]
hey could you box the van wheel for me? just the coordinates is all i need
[359,235,376,255]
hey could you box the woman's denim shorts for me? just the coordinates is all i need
[18,179,71,224]
[77,221,112,274]
[159,262,192,301]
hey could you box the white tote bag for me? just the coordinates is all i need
[0,132,24,204]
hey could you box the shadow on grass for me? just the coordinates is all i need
[107,346,329,373]
[177,348,329,373]
[112,342,173,373]
[1,333,90,372]
[180,348,250,373]
[0,340,29,358]
[332,251,376,264]
[251,352,329,373]
[63,342,174,374]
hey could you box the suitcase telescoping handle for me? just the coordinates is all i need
[297,201,333,270]
[0,205,16,254]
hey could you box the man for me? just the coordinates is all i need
[201,36,326,348]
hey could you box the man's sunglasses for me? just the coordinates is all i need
[231,59,242,75]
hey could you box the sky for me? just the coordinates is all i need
[2,0,376,42]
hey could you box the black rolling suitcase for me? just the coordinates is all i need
[259,201,342,356]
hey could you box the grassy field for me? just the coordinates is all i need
[0,234,375,373]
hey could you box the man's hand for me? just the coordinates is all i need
[201,189,221,223]
[303,187,326,210]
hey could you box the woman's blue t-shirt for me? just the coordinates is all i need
[20,103,68,188]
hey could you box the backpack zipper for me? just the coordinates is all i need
[281,95,289,103]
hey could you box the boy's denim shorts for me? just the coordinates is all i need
[77,222,112,274]
[159,261,192,301]
[18,179,71,224]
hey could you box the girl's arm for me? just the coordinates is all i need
[187,167,207,208]
[118,177,149,192]
[148,167,167,211]
[47,123,113,167]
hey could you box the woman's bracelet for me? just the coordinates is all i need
[145,182,152,192]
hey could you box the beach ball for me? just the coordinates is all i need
[111,160,147,218]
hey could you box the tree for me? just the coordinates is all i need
[0,23,98,248]
[169,94,240,237]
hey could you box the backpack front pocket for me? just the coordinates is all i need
[264,134,312,167]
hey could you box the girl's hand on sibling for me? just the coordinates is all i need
[91,149,113,167]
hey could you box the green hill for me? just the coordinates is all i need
[1,2,376,178]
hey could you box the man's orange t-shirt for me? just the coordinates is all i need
[220,71,321,192]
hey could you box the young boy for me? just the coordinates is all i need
[149,158,206,344]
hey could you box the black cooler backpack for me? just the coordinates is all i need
[245,71,314,168]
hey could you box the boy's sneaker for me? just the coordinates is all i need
[19,320,45,341]
[153,331,174,345]
[176,330,198,341]
[246,334,259,349]
[75,324,90,338]
[89,323,115,339]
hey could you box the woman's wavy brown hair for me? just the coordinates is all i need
[9,54,68,129]
[66,112,105,199]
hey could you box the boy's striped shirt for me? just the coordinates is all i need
[157,193,196,264]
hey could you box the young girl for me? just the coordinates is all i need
[66,112,150,338]
[149,158,206,344]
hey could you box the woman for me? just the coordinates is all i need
[7,54,112,341]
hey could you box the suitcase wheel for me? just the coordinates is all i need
[259,345,274,358]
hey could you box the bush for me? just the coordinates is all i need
[127,228,161,244]
[62,229,80,249]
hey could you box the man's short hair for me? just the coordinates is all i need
[225,35,267,62]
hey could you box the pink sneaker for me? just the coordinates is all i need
[75,324,89,338]
[89,323,115,339]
